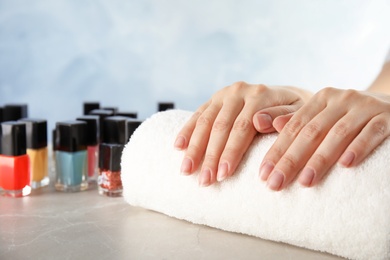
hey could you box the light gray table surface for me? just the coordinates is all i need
[0,179,344,260]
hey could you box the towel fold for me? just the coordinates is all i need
[121,109,390,260]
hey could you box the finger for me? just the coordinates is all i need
[253,104,301,133]
[298,113,367,187]
[273,113,294,133]
[259,97,327,182]
[180,103,221,175]
[174,101,210,150]
[216,102,261,182]
[198,98,244,186]
[338,112,390,167]
[266,107,344,191]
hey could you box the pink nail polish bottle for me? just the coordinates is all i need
[76,115,100,185]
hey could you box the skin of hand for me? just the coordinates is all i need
[174,81,312,187]
[256,62,390,191]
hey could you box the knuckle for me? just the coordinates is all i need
[251,84,268,95]
[187,143,202,157]
[196,115,213,128]
[230,81,248,93]
[232,118,253,133]
[371,119,387,138]
[279,153,299,171]
[301,122,322,140]
[203,152,219,163]
[332,121,350,138]
[212,119,230,132]
[283,118,305,137]
[317,86,336,98]
[340,89,359,100]
[310,153,328,168]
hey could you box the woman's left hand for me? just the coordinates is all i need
[258,87,390,191]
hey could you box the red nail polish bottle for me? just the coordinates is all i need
[97,116,142,197]
[0,122,31,197]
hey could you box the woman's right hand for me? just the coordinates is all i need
[173,81,311,187]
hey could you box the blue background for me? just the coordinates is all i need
[0,0,389,134]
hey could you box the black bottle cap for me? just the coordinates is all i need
[102,107,118,115]
[76,115,99,146]
[126,119,142,141]
[158,102,175,112]
[0,107,3,123]
[89,109,114,142]
[55,121,87,152]
[18,119,47,149]
[0,121,27,156]
[83,102,100,115]
[99,143,124,171]
[103,116,129,144]
[116,111,138,119]
[3,104,28,121]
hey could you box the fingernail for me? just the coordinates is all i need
[339,151,355,167]
[217,162,229,182]
[256,114,272,131]
[299,167,315,187]
[199,168,211,187]
[174,136,185,150]
[267,170,285,191]
[259,161,274,181]
[180,157,193,175]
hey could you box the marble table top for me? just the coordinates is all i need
[0,181,344,260]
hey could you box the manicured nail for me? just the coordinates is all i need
[255,114,272,131]
[199,168,211,187]
[259,161,274,181]
[267,170,285,191]
[339,151,355,167]
[180,157,193,175]
[217,162,229,182]
[298,167,315,187]
[174,136,185,150]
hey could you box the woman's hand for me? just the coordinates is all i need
[259,87,390,191]
[174,81,311,187]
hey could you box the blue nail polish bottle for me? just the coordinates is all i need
[55,121,88,192]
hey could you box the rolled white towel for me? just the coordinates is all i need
[121,109,390,260]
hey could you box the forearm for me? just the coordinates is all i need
[367,62,390,95]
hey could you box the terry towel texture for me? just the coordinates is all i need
[121,109,390,260]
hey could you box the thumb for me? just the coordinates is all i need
[253,104,299,133]
[273,113,294,133]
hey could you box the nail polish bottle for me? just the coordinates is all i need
[89,109,114,142]
[98,143,124,197]
[19,119,49,189]
[0,122,31,197]
[158,102,175,112]
[3,104,28,121]
[55,121,88,192]
[83,102,100,115]
[98,117,142,197]
[76,115,99,184]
